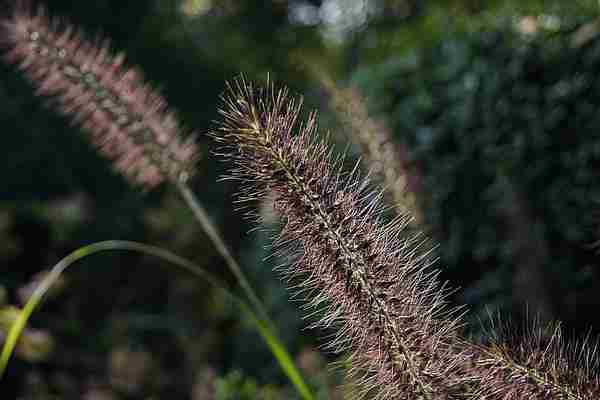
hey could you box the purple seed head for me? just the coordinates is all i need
[214,78,474,399]
[1,1,198,188]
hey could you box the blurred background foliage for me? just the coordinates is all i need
[1,0,600,398]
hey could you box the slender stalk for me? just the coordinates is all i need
[175,180,274,331]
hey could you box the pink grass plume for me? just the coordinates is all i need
[1,1,198,188]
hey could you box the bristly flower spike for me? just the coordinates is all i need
[1,1,198,188]
[214,78,474,399]
[466,317,600,400]
[313,69,423,226]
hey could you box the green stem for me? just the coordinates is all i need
[175,181,274,330]
[0,240,315,400]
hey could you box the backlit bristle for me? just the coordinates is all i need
[214,78,473,399]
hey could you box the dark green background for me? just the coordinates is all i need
[1,0,600,398]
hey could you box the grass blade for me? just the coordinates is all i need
[0,240,314,400]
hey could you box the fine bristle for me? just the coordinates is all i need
[467,316,600,399]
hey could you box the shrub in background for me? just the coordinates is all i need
[354,21,600,332]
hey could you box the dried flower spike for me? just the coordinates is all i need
[1,1,198,188]
[315,70,423,225]
[215,78,473,399]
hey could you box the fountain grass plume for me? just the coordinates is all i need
[313,69,423,226]
[1,0,198,188]
[213,77,474,399]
